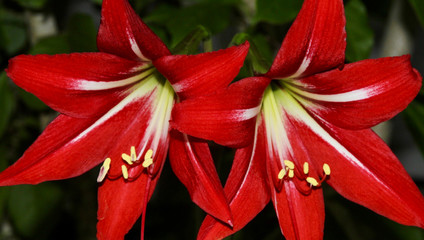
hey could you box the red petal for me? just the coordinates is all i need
[266,0,345,79]
[288,107,424,227]
[171,77,270,148]
[270,182,325,240]
[97,175,161,240]
[6,53,150,118]
[290,56,422,129]
[169,131,232,225]
[153,42,249,100]
[0,86,159,185]
[198,120,270,240]
[98,0,170,61]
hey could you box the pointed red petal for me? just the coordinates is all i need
[0,84,160,185]
[98,0,170,61]
[290,56,422,129]
[169,131,232,225]
[198,120,270,240]
[270,182,325,240]
[286,101,424,227]
[97,175,161,240]
[171,77,270,148]
[153,42,249,100]
[266,0,345,79]
[6,53,150,118]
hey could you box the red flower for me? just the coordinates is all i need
[171,0,424,239]
[0,0,249,239]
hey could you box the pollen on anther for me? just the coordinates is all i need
[130,146,137,161]
[303,162,309,175]
[122,153,133,165]
[306,177,319,187]
[284,160,295,170]
[288,169,294,178]
[323,163,331,175]
[121,165,129,179]
[278,169,286,180]
[97,158,111,183]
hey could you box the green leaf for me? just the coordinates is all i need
[164,3,232,47]
[408,0,424,27]
[172,25,211,55]
[0,72,15,139]
[345,0,374,62]
[66,13,97,52]
[0,9,27,55]
[8,183,63,238]
[13,0,48,9]
[91,0,103,5]
[254,0,302,25]
[403,96,424,157]
[29,35,70,55]
[17,88,48,111]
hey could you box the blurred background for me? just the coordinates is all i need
[0,0,424,239]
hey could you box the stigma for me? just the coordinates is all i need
[96,146,155,183]
[277,160,330,194]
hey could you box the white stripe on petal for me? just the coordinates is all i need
[289,57,311,79]
[231,105,262,121]
[76,67,155,91]
[71,74,160,143]
[126,28,149,62]
[279,90,388,188]
[286,83,382,103]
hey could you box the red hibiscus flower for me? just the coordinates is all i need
[0,0,249,239]
[171,0,424,239]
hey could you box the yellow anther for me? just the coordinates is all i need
[142,158,153,168]
[306,177,319,187]
[288,169,294,178]
[284,160,295,170]
[122,154,133,165]
[130,146,137,161]
[144,149,153,161]
[142,149,154,168]
[278,169,286,180]
[303,162,309,175]
[121,165,129,179]
[97,158,111,183]
[323,163,331,175]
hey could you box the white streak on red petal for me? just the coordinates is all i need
[262,86,292,166]
[71,74,160,143]
[127,28,149,62]
[286,83,384,103]
[279,89,387,188]
[76,67,155,91]
[135,80,175,159]
[231,105,262,121]
[289,57,312,79]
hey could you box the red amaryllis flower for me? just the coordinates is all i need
[0,0,249,239]
[171,0,424,239]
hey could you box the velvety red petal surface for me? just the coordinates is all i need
[198,120,270,240]
[266,0,345,79]
[0,90,156,185]
[154,42,249,100]
[292,113,424,228]
[97,175,161,240]
[270,181,325,240]
[6,53,149,118]
[291,56,422,130]
[169,131,232,225]
[171,77,270,148]
[98,0,170,61]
